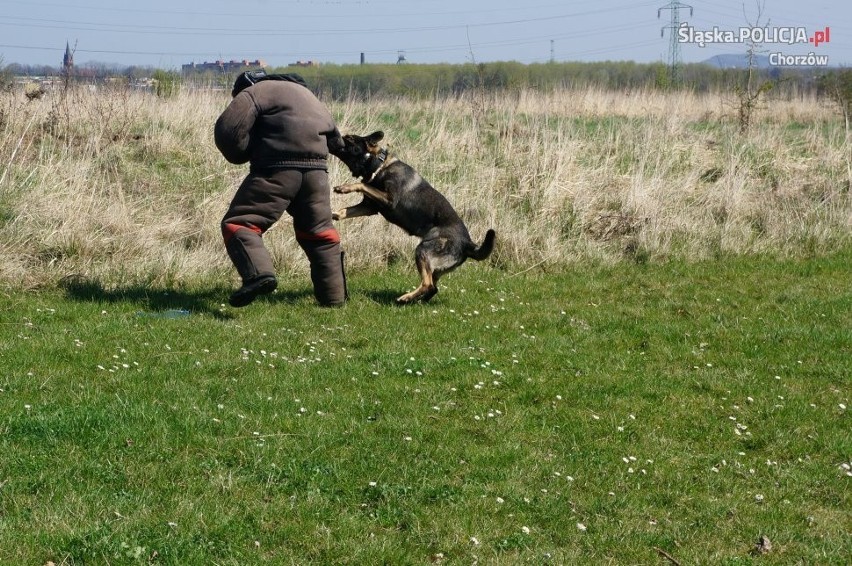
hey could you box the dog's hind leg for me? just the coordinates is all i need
[396,247,437,304]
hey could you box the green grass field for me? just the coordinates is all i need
[1,252,849,564]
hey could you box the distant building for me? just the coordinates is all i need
[182,59,267,74]
[62,41,74,71]
[290,60,320,67]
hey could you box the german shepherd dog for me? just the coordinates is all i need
[332,131,496,304]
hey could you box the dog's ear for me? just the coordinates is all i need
[366,131,385,146]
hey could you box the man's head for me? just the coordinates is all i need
[231,70,266,97]
[231,70,308,97]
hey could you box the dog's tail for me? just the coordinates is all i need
[467,229,496,261]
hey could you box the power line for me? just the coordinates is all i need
[0,0,644,20]
[0,0,671,66]
[1,18,663,63]
[0,3,662,37]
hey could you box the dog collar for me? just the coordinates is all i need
[364,148,389,183]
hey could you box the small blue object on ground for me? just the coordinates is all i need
[136,309,191,318]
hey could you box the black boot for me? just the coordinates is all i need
[229,275,278,308]
[225,235,277,307]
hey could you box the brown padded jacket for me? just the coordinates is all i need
[214,80,344,171]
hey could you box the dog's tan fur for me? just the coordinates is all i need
[332,131,495,303]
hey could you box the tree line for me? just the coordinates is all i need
[1,58,844,100]
[184,61,834,100]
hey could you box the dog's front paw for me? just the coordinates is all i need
[333,184,351,194]
[395,292,417,305]
[332,210,344,221]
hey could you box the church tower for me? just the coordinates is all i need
[62,41,74,71]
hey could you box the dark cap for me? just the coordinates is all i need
[231,70,311,97]
[231,69,268,97]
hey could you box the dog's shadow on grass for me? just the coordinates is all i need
[362,288,422,306]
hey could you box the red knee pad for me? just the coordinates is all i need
[295,228,341,246]
[222,222,262,244]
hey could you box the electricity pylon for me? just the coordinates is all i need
[658,1,693,86]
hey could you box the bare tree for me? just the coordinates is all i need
[820,70,852,138]
[0,56,13,92]
[735,1,774,133]
[819,69,852,189]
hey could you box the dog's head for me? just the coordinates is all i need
[332,130,386,180]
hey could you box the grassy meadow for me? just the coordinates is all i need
[0,84,849,285]
[0,83,850,563]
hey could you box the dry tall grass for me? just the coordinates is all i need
[0,84,849,288]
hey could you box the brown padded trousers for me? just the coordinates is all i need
[222,168,346,306]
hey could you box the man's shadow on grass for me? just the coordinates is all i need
[59,276,233,320]
[61,275,422,314]
[60,275,315,320]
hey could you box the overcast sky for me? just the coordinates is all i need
[0,0,848,69]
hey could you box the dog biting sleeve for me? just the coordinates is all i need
[326,127,345,157]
